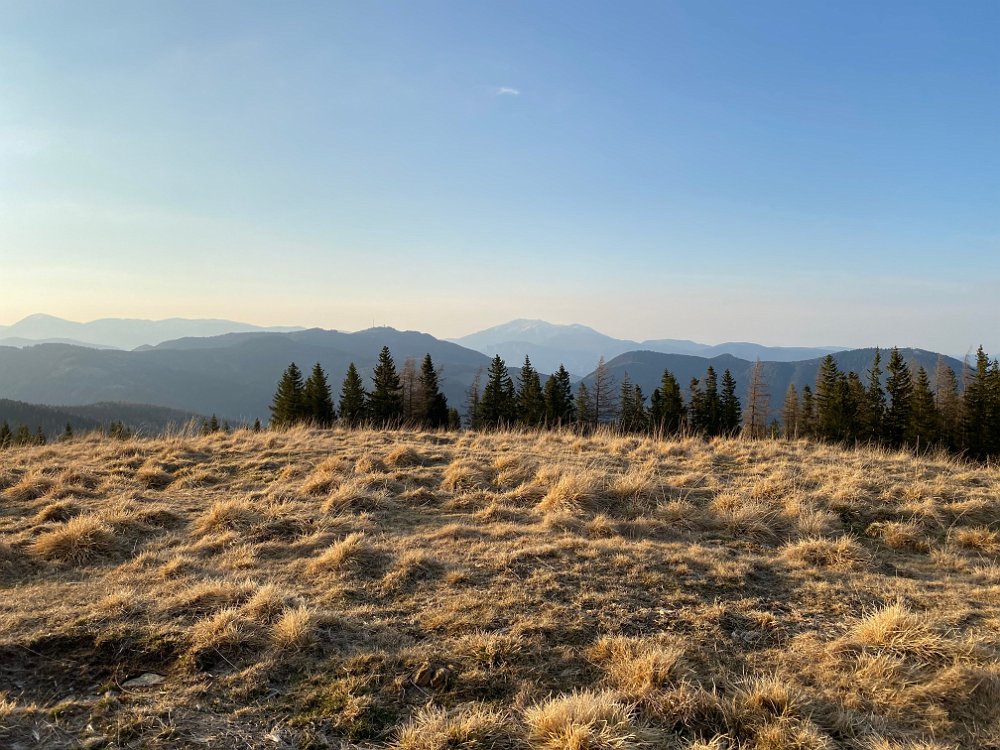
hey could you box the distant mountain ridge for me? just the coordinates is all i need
[0,399,202,437]
[0,314,303,351]
[452,319,843,375]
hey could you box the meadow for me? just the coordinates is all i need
[1,426,998,749]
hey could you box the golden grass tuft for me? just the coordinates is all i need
[2,470,54,502]
[866,521,930,552]
[30,514,117,563]
[270,605,318,651]
[392,704,520,750]
[386,445,423,468]
[588,635,688,694]
[524,690,641,750]
[193,498,263,536]
[537,470,604,514]
[441,459,490,490]
[307,532,374,575]
[781,536,868,569]
[847,603,955,662]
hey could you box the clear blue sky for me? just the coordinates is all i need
[1,1,997,353]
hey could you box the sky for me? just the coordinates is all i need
[1,1,998,353]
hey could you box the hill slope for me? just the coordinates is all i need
[0,328,491,421]
[0,399,202,437]
[1,428,997,748]
[585,348,965,416]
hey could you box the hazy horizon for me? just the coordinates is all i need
[2,2,998,353]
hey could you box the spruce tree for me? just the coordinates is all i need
[650,369,684,435]
[719,369,742,435]
[963,347,993,459]
[303,362,336,426]
[543,365,575,426]
[269,362,306,428]
[252,418,262,432]
[782,384,799,439]
[34,426,46,446]
[687,377,705,434]
[62,422,73,441]
[515,356,545,427]
[464,368,483,429]
[908,366,938,449]
[369,346,404,425]
[933,357,963,452]
[447,408,461,430]
[815,355,842,441]
[418,354,449,428]
[575,382,594,427]
[479,355,517,428]
[865,350,886,441]
[618,373,648,432]
[843,372,866,443]
[800,385,816,438]
[14,424,31,445]
[702,366,720,436]
[884,347,913,447]
[339,362,369,426]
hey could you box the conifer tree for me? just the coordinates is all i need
[884,347,913,447]
[963,346,994,459]
[687,377,705,434]
[618,373,648,432]
[592,357,618,424]
[464,368,483,429]
[35,426,46,446]
[269,362,306,428]
[479,355,517,428]
[908,366,938,449]
[0,421,10,448]
[338,362,368,426]
[864,349,886,441]
[61,422,73,441]
[303,362,336,426]
[400,357,420,425]
[418,354,449,428]
[650,369,684,435]
[742,361,768,438]
[252,418,262,432]
[575,382,595,428]
[447,408,461,430]
[516,356,545,427]
[702,366,720,435]
[719,369,742,435]
[369,346,404,425]
[14,424,31,445]
[815,355,843,441]
[844,372,867,442]
[782,384,799,439]
[543,365,575,426]
[800,385,816,438]
[933,357,963,452]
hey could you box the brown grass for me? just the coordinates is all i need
[0,426,998,749]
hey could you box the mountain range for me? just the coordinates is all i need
[0,314,302,351]
[0,314,974,427]
[451,319,843,375]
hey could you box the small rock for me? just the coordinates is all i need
[121,672,166,689]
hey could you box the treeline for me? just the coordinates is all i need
[269,347,461,429]
[0,420,137,449]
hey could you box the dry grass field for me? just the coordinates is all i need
[1,426,998,749]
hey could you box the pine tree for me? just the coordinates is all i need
[61,422,74,441]
[781,384,799,439]
[14,424,31,445]
[369,346,404,425]
[933,357,963,452]
[269,362,306,428]
[688,377,705,434]
[418,354,449,428]
[963,347,993,459]
[864,350,886,441]
[815,355,843,441]
[702,366,720,436]
[884,347,913,447]
[592,357,618,424]
[719,369,742,435]
[479,355,517,428]
[543,365,575,426]
[338,362,369,426]
[252,418,262,432]
[650,369,684,435]
[303,362,336,426]
[908,366,938,450]
[575,382,594,428]
[516,356,545,427]
[800,385,816,438]
[400,357,420,425]
[447,408,461,430]
[618,373,648,432]
[464,368,483,429]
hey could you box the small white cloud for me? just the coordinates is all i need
[496,87,520,96]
